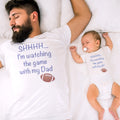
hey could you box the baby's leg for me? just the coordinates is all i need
[109,82,120,120]
[87,84,104,120]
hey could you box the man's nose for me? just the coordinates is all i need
[10,18,15,27]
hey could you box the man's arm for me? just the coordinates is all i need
[67,0,92,43]
[102,32,113,50]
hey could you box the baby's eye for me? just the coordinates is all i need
[82,43,84,46]
[86,42,89,44]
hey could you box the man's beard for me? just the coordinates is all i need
[12,18,32,43]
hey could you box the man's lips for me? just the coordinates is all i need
[12,26,20,32]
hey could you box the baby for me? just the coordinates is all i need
[70,31,120,120]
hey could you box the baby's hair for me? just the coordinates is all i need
[83,30,101,45]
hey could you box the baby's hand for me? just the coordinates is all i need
[102,32,108,38]
[70,46,77,52]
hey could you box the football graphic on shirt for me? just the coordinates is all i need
[40,73,55,82]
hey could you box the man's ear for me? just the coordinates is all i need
[30,11,38,22]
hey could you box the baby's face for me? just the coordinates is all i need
[81,33,100,53]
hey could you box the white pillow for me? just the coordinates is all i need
[0,0,12,39]
[61,0,120,32]
[61,0,73,26]
[85,0,120,32]
[0,0,61,39]
[37,0,61,33]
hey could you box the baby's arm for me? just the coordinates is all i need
[102,32,113,50]
[70,46,83,63]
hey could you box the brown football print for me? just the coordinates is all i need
[40,73,55,82]
[101,68,107,72]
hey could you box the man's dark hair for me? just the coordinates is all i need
[5,0,41,24]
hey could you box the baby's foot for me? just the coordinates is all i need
[109,108,119,120]
[98,109,105,120]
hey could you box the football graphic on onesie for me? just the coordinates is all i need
[40,73,55,82]
[101,68,107,72]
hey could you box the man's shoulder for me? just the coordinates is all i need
[36,24,70,39]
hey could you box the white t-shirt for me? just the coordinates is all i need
[0,25,71,120]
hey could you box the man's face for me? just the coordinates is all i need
[9,8,33,43]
